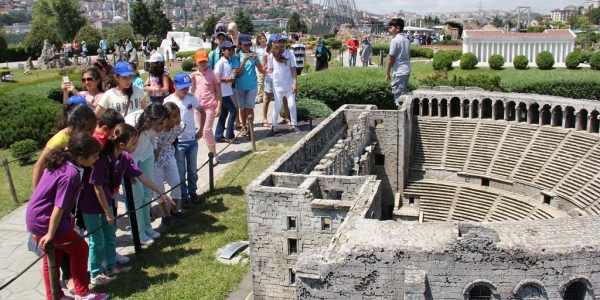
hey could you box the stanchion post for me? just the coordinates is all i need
[208,152,214,192]
[309,117,313,131]
[123,177,141,253]
[248,115,257,152]
[3,158,18,204]
[46,243,61,300]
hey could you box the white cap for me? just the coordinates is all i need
[147,53,165,62]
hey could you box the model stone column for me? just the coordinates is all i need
[562,112,567,129]
[551,109,558,127]
[447,102,452,117]
[428,102,433,117]
[504,105,510,121]
[539,107,546,125]
[419,100,423,117]
[438,102,443,117]
[516,106,522,122]
[575,112,582,130]
[478,103,483,119]
[492,103,497,120]
[460,102,465,118]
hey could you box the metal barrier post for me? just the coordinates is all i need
[123,177,141,253]
[309,117,313,131]
[248,115,257,153]
[46,243,61,300]
[3,158,18,204]
[208,152,214,192]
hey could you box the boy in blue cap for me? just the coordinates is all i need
[164,72,206,207]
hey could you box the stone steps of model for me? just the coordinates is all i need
[488,195,534,221]
[450,187,497,222]
[412,120,448,167]
[513,128,566,182]
[575,181,600,207]
[445,121,476,169]
[468,123,505,173]
[557,147,600,200]
[529,208,554,220]
[404,181,456,221]
[489,125,537,178]
[585,203,600,215]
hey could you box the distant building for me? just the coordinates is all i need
[3,22,31,34]
[550,6,577,22]
[252,19,278,27]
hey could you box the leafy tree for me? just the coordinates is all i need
[32,0,86,41]
[181,26,199,37]
[23,19,62,56]
[130,0,153,37]
[150,0,172,39]
[287,11,307,33]
[203,14,220,39]
[74,25,102,55]
[107,24,135,47]
[0,12,28,26]
[587,8,600,25]
[234,9,254,35]
[0,30,7,60]
[491,15,504,28]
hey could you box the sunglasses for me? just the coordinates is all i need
[81,77,95,83]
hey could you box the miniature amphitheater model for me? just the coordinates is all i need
[246,87,600,300]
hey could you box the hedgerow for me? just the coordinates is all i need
[0,94,61,148]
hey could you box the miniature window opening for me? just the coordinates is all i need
[481,178,490,187]
[289,268,296,285]
[543,195,552,205]
[409,197,415,206]
[288,238,297,254]
[468,285,492,300]
[321,217,331,230]
[563,281,586,300]
[287,216,297,230]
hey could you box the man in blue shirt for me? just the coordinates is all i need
[99,38,108,59]
[386,18,411,104]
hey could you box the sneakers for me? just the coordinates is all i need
[90,274,112,286]
[75,291,110,300]
[292,127,301,134]
[212,155,219,166]
[171,211,185,220]
[181,198,191,209]
[140,235,155,245]
[191,193,202,204]
[106,266,132,276]
[115,253,130,264]
[146,229,160,239]
[161,216,172,225]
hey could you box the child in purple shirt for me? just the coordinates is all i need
[25,133,108,300]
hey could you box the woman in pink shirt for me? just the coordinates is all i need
[191,50,222,165]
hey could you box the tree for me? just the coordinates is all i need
[181,26,199,37]
[491,15,504,28]
[23,19,62,56]
[287,12,302,32]
[587,8,600,25]
[130,0,153,37]
[74,25,103,55]
[203,14,220,38]
[150,0,172,39]
[0,30,7,60]
[0,12,27,26]
[32,0,87,41]
[234,9,254,35]
[107,24,135,48]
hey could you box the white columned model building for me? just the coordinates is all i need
[462,29,576,65]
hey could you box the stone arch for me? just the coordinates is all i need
[559,276,594,300]
[481,98,493,119]
[463,279,500,300]
[441,99,448,117]
[518,102,528,123]
[463,99,470,118]
[552,106,563,127]
[590,110,599,133]
[541,104,552,125]
[529,103,540,124]
[431,99,439,117]
[494,100,504,120]
[564,106,576,129]
[513,279,548,300]
[422,98,430,116]
[471,100,480,119]
[578,109,588,131]
[412,98,420,116]
[450,97,461,117]
[506,101,517,121]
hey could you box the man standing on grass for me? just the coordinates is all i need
[347,34,359,66]
[386,18,411,104]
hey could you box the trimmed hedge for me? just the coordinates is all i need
[460,53,478,70]
[488,54,504,70]
[536,51,555,70]
[297,68,417,110]
[590,52,600,70]
[565,52,581,69]
[513,55,529,70]
[181,59,195,71]
[501,72,600,99]
[281,98,334,121]
[419,73,501,91]
[5,45,30,62]
[433,51,453,70]
[10,139,38,164]
[371,44,436,59]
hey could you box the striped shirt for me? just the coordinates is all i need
[290,43,306,66]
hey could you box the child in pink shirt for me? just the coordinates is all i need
[191,50,222,165]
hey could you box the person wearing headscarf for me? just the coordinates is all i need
[359,35,372,67]
[314,39,331,71]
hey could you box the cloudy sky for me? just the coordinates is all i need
[348,0,573,15]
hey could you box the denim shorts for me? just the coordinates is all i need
[264,76,274,94]
[235,89,257,109]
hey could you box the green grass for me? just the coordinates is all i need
[0,149,39,218]
[0,69,65,89]
[96,141,293,300]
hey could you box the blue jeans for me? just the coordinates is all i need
[349,53,357,66]
[176,139,198,199]
[82,213,116,278]
[215,96,237,140]
[149,95,166,104]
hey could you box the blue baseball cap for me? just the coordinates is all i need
[275,34,287,41]
[220,41,235,49]
[268,34,278,43]
[173,72,192,90]
[239,34,252,45]
[66,95,87,105]
[213,31,227,39]
[113,61,135,76]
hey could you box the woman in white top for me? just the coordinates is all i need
[267,34,300,134]
[255,33,268,104]
[94,61,147,119]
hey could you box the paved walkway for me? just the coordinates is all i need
[0,101,312,299]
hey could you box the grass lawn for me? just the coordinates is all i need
[0,69,66,89]
[95,141,293,300]
[0,149,39,218]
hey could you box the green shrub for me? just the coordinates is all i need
[488,54,504,70]
[513,55,529,70]
[308,35,316,42]
[460,53,478,70]
[325,38,342,50]
[432,51,453,70]
[176,50,204,58]
[448,50,463,61]
[10,139,38,164]
[281,98,333,120]
[536,51,555,70]
[5,45,29,62]
[181,59,195,71]
[74,25,102,56]
[577,49,593,63]
[527,26,547,33]
[434,40,460,45]
[323,34,335,39]
[501,71,600,99]
[57,67,76,76]
[371,44,389,56]
[297,68,417,110]
[565,52,581,69]
[590,52,600,70]
[372,44,434,58]
[419,71,501,91]
[0,94,61,148]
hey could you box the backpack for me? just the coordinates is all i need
[167,75,176,94]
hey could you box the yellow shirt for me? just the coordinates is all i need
[45,131,69,150]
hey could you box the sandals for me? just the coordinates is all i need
[262,120,270,127]
[224,138,241,144]
[270,127,280,136]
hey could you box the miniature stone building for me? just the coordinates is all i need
[246,88,600,299]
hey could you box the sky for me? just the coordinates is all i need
[346,0,576,15]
